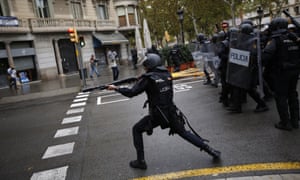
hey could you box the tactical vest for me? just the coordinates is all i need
[274,33,300,70]
[143,70,173,109]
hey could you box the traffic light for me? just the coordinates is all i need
[79,36,85,47]
[67,27,78,43]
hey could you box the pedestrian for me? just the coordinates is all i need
[107,53,220,170]
[131,47,138,69]
[108,49,119,81]
[89,54,100,78]
[262,17,300,131]
[7,65,18,90]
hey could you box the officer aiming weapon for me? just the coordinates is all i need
[82,77,138,92]
[283,10,300,31]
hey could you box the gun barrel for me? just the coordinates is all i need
[283,10,291,17]
[283,10,300,30]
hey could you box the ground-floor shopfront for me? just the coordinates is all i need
[0,31,129,88]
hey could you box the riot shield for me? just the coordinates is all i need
[226,32,257,90]
[192,41,220,74]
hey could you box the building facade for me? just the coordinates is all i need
[228,0,300,28]
[0,0,140,87]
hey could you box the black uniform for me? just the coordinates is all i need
[263,30,300,130]
[116,66,220,169]
[169,46,182,72]
[217,38,231,106]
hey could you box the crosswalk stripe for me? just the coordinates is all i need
[73,98,88,102]
[70,102,86,108]
[78,92,90,95]
[31,166,68,180]
[62,115,82,124]
[76,94,89,98]
[42,142,75,159]
[54,127,79,138]
[66,108,84,115]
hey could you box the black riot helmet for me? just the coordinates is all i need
[227,27,239,40]
[142,53,162,70]
[240,23,253,34]
[211,33,218,43]
[197,33,206,42]
[270,17,288,31]
[240,19,254,26]
[217,31,226,41]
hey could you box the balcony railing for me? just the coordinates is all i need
[0,18,118,33]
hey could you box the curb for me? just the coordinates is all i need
[0,87,80,104]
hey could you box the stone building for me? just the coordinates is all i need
[0,0,140,87]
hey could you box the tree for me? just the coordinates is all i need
[139,0,233,44]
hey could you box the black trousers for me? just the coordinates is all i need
[132,115,208,161]
[272,70,300,126]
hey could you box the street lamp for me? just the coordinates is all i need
[177,8,184,44]
[257,6,264,29]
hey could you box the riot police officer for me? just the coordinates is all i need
[169,44,182,72]
[197,33,212,85]
[107,53,221,169]
[263,17,300,131]
[216,30,231,106]
[227,23,268,113]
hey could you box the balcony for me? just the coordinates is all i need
[0,18,117,34]
[0,18,30,34]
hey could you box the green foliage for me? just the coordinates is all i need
[139,0,232,43]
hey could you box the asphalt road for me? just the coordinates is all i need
[0,77,300,180]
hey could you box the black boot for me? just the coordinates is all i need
[129,160,147,170]
[202,145,221,159]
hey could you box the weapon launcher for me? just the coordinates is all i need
[82,77,138,92]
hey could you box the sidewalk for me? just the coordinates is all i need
[0,64,144,104]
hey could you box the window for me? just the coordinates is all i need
[35,0,50,18]
[0,0,9,16]
[71,0,83,19]
[97,5,108,19]
[127,6,136,25]
[117,7,126,27]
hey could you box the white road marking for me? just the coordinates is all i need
[54,127,79,138]
[62,115,82,124]
[31,166,68,180]
[97,97,101,105]
[66,108,84,115]
[73,98,88,102]
[99,98,129,105]
[175,89,191,93]
[42,142,75,159]
[78,92,90,95]
[70,102,86,108]
[76,94,89,98]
